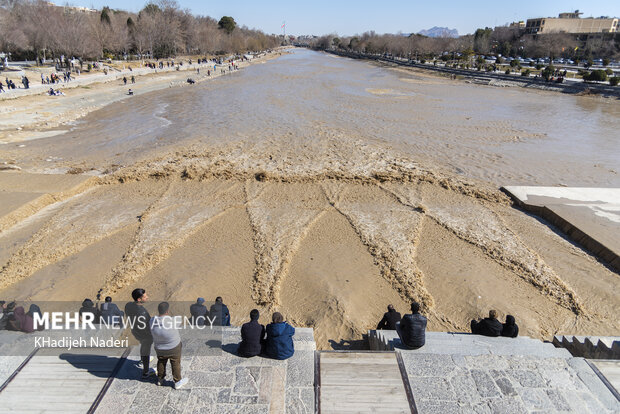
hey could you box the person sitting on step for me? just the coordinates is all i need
[396,302,427,349]
[471,309,503,337]
[377,304,402,330]
[238,309,265,358]
[264,312,295,360]
[501,314,519,338]
[189,297,208,326]
[209,297,230,326]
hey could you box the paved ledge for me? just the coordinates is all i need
[369,331,572,358]
[502,186,620,272]
[399,352,620,413]
[95,327,316,414]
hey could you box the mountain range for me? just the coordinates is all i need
[417,27,459,38]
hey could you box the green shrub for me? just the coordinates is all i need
[605,68,613,76]
[603,58,610,67]
[505,69,511,74]
[610,77,619,86]
[541,65,555,81]
[521,69,531,77]
[583,70,608,82]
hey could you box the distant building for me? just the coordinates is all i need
[45,1,97,14]
[525,10,618,34]
[509,21,526,29]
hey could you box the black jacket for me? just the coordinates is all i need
[190,303,208,326]
[124,302,152,340]
[100,302,124,325]
[377,310,401,330]
[79,299,100,323]
[501,315,519,338]
[209,302,230,326]
[472,317,503,337]
[400,313,427,348]
[239,320,265,357]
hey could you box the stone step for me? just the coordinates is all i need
[370,330,571,358]
[553,334,620,359]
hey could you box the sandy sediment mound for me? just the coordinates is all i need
[322,181,434,309]
[102,179,244,293]
[0,182,162,291]
[245,181,330,306]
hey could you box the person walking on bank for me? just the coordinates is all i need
[377,304,401,330]
[125,288,155,379]
[471,310,502,337]
[150,302,188,389]
[264,312,295,360]
[239,309,265,358]
[396,302,427,349]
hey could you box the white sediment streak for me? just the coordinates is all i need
[246,181,329,306]
[0,184,159,290]
[324,181,434,309]
[383,182,583,314]
[102,180,243,293]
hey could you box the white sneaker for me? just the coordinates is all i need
[174,378,188,390]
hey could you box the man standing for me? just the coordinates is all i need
[209,297,230,326]
[377,304,401,330]
[470,310,502,337]
[189,297,207,326]
[150,302,188,389]
[125,288,155,379]
[238,309,265,357]
[396,302,427,349]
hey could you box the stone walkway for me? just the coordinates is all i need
[95,327,316,413]
[400,352,620,413]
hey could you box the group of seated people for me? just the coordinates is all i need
[188,297,296,360]
[377,303,519,349]
[0,301,42,333]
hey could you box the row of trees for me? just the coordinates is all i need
[309,26,620,62]
[0,0,281,61]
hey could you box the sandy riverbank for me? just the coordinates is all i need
[0,48,617,350]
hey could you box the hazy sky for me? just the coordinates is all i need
[72,1,620,36]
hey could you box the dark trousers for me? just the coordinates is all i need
[156,343,182,383]
[139,337,153,374]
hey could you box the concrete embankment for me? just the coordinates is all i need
[321,49,620,98]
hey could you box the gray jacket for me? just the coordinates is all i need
[150,315,181,351]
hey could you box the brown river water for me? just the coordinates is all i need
[1,49,619,347]
[4,48,620,187]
